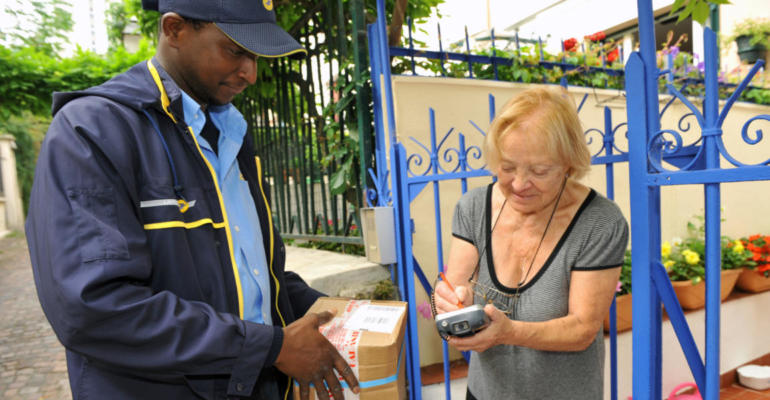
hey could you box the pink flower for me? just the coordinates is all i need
[615,281,622,293]
[416,300,433,319]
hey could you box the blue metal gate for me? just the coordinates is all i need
[367,1,769,399]
[628,2,768,400]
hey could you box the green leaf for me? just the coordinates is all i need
[329,160,352,195]
[692,1,710,25]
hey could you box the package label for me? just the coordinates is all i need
[343,304,405,333]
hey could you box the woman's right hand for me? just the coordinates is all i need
[434,280,473,314]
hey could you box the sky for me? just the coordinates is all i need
[414,0,675,53]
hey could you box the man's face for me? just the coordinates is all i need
[174,21,257,106]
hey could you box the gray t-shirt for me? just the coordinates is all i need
[452,183,629,400]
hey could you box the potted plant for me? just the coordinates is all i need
[604,250,632,333]
[736,234,770,293]
[720,236,753,294]
[725,18,770,64]
[664,217,747,310]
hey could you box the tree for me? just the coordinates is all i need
[2,0,74,57]
[106,1,129,51]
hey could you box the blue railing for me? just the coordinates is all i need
[368,1,770,399]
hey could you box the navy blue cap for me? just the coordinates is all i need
[143,0,306,58]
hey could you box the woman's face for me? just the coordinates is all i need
[495,126,568,214]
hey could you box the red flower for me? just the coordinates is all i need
[564,38,578,52]
[607,47,619,63]
[585,31,606,42]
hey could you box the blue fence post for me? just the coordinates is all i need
[603,106,619,400]
[702,27,722,400]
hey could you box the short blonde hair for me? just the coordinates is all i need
[484,87,591,180]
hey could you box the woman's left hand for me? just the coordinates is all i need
[447,304,511,352]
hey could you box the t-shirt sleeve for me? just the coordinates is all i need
[451,193,476,246]
[572,211,629,271]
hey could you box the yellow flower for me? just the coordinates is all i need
[661,241,671,258]
[682,249,700,265]
[664,260,676,270]
[732,240,744,254]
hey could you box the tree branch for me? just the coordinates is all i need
[388,0,408,46]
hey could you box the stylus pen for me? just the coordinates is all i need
[440,271,465,308]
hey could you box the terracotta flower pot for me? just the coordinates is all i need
[736,267,770,293]
[603,293,632,333]
[670,269,742,310]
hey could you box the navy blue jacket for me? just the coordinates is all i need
[26,59,323,399]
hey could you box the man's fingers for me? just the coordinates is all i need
[312,377,328,400]
[314,309,337,326]
[334,354,360,394]
[323,368,345,400]
[298,382,310,400]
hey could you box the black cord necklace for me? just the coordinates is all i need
[509,175,568,319]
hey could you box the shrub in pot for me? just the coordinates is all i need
[724,18,770,64]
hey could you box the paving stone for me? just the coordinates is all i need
[0,235,71,400]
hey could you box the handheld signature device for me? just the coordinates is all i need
[435,304,489,337]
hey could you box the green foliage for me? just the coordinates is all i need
[0,41,155,122]
[0,41,155,210]
[722,237,755,270]
[106,1,130,51]
[394,39,626,90]
[723,17,770,47]
[320,61,368,207]
[296,239,365,256]
[669,0,730,25]
[124,0,161,45]
[663,214,753,284]
[355,279,398,300]
[2,0,74,57]
[0,113,48,215]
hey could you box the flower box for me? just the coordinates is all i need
[736,267,770,293]
[603,293,632,333]
[670,269,742,310]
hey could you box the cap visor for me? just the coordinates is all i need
[216,22,307,59]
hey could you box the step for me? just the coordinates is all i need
[284,245,391,297]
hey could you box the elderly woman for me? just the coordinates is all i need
[433,87,629,400]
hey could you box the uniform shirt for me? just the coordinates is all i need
[181,91,272,325]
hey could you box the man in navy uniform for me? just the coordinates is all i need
[25,1,359,398]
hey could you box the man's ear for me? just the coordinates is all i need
[160,12,187,49]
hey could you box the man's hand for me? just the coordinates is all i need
[275,310,360,400]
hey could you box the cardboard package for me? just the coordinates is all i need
[293,297,407,400]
